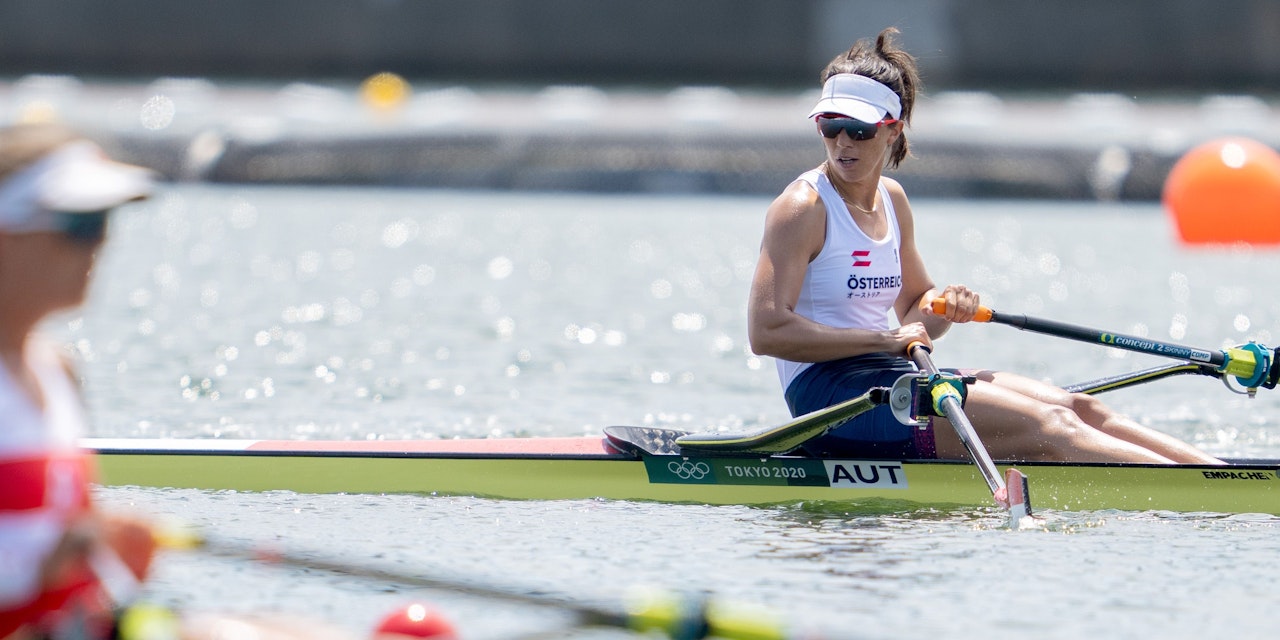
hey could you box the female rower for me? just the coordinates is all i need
[746,28,1223,465]
[0,123,444,640]
[0,122,159,639]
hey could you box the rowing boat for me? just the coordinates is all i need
[91,307,1280,517]
[86,427,1279,515]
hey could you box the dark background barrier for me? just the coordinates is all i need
[2,1,1277,199]
[3,0,1278,91]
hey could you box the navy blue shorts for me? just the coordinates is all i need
[784,353,938,459]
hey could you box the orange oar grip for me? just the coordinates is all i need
[906,340,930,354]
[929,297,993,322]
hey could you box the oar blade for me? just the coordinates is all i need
[1004,468,1033,522]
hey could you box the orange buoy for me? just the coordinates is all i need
[1162,137,1280,245]
[372,603,458,639]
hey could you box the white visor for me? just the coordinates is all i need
[0,140,154,233]
[807,74,902,123]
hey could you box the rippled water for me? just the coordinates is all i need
[83,186,1280,638]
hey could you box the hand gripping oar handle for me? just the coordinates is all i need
[930,298,1278,392]
[907,342,1031,523]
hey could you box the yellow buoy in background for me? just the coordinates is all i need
[359,71,411,113]
[15,101,61,124]
[1162,137,1280,245]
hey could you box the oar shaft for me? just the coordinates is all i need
[188,535,613,618]
[932,297,1277,392]
[990,310,1225,368]
[936,298,1223,366]
[1064,362,1217,395]
[675,386,889,454]
[932,297,1224,366]
[163,529,794,639]
[908,343,1006,499]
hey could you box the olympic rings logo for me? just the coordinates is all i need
[667,460,711,480]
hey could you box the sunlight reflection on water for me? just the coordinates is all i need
[67,186,1280,456]
[83,186,1280,637]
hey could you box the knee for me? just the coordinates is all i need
[1066,392,1112,422]
[1028,404,1095,460]
[1039,403,1087,429]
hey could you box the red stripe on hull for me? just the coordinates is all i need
[242,437,615,455]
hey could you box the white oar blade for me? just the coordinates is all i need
[1004,468,1036,529]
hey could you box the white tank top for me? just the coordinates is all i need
[0,339,93,608]
[775,170,903,390]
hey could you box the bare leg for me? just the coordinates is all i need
[974,370,1224,465]
[932,377,1178,464]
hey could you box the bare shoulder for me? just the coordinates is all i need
[880,176,910,209]
[50,341,84,391]
[880,176,916,229]
[767,178,823,221]
[763,179,826,258]
[26,336,83,390]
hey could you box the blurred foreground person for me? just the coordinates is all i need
[0,123,157,639]
[0,124,444,640]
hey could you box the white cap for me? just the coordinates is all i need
[807,74,902,122]
[0,139,154,233]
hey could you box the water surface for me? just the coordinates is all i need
[87,186,1280,638]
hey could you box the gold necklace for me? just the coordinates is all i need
[842,195,877,215]
[824,165,878,214]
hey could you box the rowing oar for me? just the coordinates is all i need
[907,342,1032,526]
[1063,361,1218,395]
[931,298,1279,395]
[155,523,808,640]
[674,385,899,455]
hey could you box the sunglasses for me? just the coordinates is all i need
[816,114,899,141]
[52,209,111,243]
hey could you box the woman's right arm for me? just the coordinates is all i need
[747,181,930,363]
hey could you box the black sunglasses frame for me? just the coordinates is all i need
[816,115,899,141]
[52,210,111,243]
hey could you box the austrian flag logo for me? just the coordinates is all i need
[851,250,871,267]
